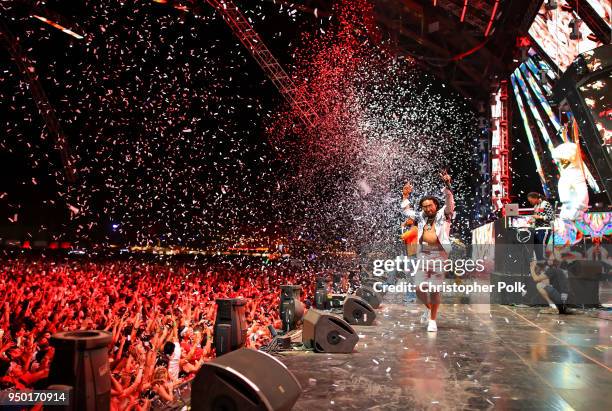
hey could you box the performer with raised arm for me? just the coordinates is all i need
[552,142,589,222]
[414,170,455,332]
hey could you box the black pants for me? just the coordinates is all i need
[534,229,550,261]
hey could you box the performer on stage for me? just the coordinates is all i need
[552,142,589,222]
[529,260,571,315]
[527,192,554,260]
[414,170,455,332]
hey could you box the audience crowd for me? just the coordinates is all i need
[0,255,325,410]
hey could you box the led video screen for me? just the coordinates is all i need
[587,0,612,26]
[579,72,612,158]
[529,2,603,72]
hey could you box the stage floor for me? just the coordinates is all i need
[279,298,611,410]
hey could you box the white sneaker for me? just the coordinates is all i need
[427,319,437,332]
[420,308,430,324]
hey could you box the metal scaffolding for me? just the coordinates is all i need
[207,0,319,128]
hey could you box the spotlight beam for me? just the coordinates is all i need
[31,15,85,40]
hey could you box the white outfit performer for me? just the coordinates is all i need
[552,142,589,221]
[415,187,455,254]
[413,187,455,287]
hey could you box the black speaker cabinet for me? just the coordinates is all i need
[568,260,602,280]
[343,296,376,325]
[214,298,247,356]
[355,286,382,309]
[494,222,535,274]
[314,288,329,309]
[568,260,601,306]
[302,309,358,353]
[280,285,304,331]
[48,330,112,411]
[191,348,302,411]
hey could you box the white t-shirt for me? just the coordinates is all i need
[167,342,181,381]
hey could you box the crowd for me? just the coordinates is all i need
[0,255,322,410]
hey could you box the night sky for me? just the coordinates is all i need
[1,0,490,249]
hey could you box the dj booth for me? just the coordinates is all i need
[472,209,611,306]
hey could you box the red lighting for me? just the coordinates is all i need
[484,0,500,37]
[460,0,469,22]
[22,241,31,249]
[516,36,531,48]
[49,242,59,249]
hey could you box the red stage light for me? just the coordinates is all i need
[460,0,469,23]
[484,0,500,37]
[516,36,531,48]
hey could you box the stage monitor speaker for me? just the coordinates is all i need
[48,330,112,411]
[191,348,302,411]
[343,296,376,325]
[355,286,382,309]
[302,309,358,353]
[214,298,247,356]
[280,285,304,331]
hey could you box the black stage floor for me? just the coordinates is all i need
[279,299,611,410]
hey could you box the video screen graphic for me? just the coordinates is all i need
[529,2,603,72]
[579,72,612,158]
[586,0,612,26]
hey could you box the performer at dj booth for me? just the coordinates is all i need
[527,192,554,260]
